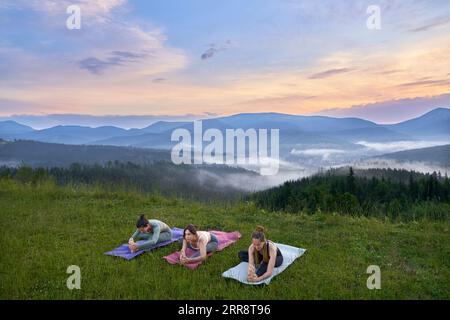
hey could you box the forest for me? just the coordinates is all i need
[251,167,450,221]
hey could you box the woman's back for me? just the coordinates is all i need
[190,231,211,248]
[148,219,170,233]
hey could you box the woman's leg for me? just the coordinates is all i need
[190,239,218,258]
[157,230,172,243]
[255,262,268,277]
[136,232,149,240]
[275,255,284,268]
[238,250,249,262]
[256,255,283,276]
[205,240,218,253]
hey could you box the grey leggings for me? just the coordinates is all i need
[137,230,172,250]
[188,233,218,258]
[157,231,172,242]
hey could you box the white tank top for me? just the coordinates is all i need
[190,231,211,249]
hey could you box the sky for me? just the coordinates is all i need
[1,0,450,124]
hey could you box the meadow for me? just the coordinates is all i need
[0,178,449,299]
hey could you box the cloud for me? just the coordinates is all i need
[308,68,355,79]
[203,112,219,117]
[397,79,450,87]
[408,16,450,32]
[314,94,450,124]
[201,47,219,60]
[78,50,151,74]
[354,159,449,176]
[1,0,188,80]
[78,57,112,75]
[2,1,450,118]
[235,94,317,112]
[291,148,345,160]
[200,40,234,60]
[0,0,189,112]
[152,78,166,83]
[0,98,46,116]
[356,140,449,153]
[9,0,127,24]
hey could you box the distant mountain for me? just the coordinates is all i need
[373,144,450,166]
[90,115,384,154]
[8,125,129,145]
[1,109,449,166]
[385,108,450,138]
[139,121,191,133]
[0,140,170,167]
[0,121,34,135]
[332,126,412,142]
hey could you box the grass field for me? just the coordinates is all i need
[0,179,449,299]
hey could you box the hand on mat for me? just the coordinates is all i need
[129,243,139,252]
[247,266,257,282]
[179,252,188,264]
[128,238,135,245]
[247,273,258,282]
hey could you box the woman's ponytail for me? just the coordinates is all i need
[252,225,266,241]
[136,214,149,228]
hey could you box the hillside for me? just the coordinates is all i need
[385,108,450,138]
[0,161,266,202]
[251,167,450,221]
[0,179,448,299]
[373,144,450,166]
[0,139,171,167]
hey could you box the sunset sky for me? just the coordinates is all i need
[1,0,450,123]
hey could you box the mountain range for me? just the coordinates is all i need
[1,108,449,166]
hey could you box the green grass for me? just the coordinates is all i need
[0,179,449,299]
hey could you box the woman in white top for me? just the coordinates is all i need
[179,224,218,264]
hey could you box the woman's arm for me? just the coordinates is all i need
[254,246,277,282]
[128,229,140,251]
[181,238,187,255]
[247,245,257,280]
[247,244,255,267]
[136,223,161,250]
[179,239,188,263]
[130,229,140,242]
[186,238,207,263]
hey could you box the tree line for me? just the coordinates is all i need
[251,167,450,221]
[0,161,250,203]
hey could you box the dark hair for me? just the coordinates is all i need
[251,226,266,242]
[183,224,198,239]
[136,214,149,228]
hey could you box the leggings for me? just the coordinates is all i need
[188,233,219,258]
[238,250,283,276]
[137,230,172,250]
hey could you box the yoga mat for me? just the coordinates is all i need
[222,243,306,285]
[105,227,184,260]
[163,230,241,269]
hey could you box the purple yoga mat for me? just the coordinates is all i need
[105,227,184,260]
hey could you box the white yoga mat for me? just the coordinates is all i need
[222,243,306,285]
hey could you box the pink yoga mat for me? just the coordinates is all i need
[163,230,241,269]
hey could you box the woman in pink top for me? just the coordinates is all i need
[179,224,218,265]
